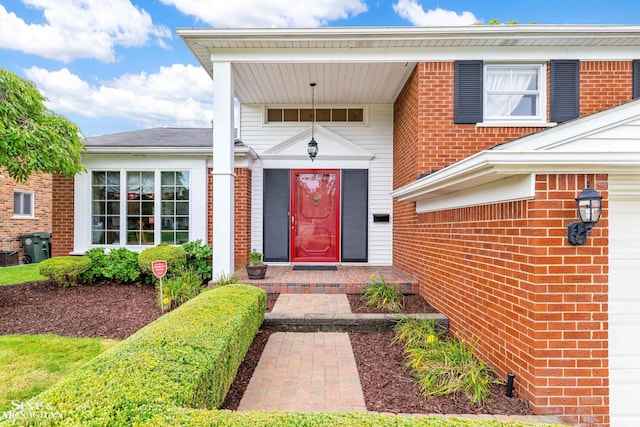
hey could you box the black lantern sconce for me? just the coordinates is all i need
[567,180,603,246]
[307,82,318,161]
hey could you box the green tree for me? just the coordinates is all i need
[0,68,85,183]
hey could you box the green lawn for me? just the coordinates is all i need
[0,264,47,286]
[0,334,118,411]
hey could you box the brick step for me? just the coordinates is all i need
[247,282,418,294]
[262,312,449,333]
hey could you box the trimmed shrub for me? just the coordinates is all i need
[38,256,91,287]
[24,285,265,426]
[159,269,203,310]
[181,240,212,282]
[144,409,561,427]
[138,244,186,280]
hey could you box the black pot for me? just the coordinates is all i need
[246,264,267,280]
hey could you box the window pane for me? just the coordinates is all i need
[92,171,120,245]
[159,170,189,245]
[127,171,154,245]
[283,109,298,122]
[300,108,313,121]
[347,108,364,122]
[316,109,331,121]
[332,109,347,121]
[267,108,282,122]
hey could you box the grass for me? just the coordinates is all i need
[0,264,47,286]
[0,334,118,411]
[362,272,404,312]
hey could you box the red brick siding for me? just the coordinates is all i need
[393,61,627,426]
[394,175,608,426]
[0,173,52,262]
[233,168,252,268]
[51,174,74,257]
[580,61,633,116]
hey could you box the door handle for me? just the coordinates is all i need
[291,215,295,228]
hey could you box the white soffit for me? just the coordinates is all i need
[178,25,640,105]
[261,125,374,161]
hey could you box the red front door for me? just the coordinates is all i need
[291,170,340,262]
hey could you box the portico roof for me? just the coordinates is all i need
[179,25,640,105]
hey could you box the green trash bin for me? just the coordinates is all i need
[21,232,51,264]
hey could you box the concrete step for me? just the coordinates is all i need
[262,312,449,333]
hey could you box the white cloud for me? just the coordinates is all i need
[0,0,171,62]
[24,65,214,129]
[161,0,367,27]
[393,0,478,26]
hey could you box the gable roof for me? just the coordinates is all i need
[392,99,640,210]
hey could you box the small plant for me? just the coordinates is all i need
[248,251,263,265]
[182,240,213,282]
[159,268,203,310]
[101,247,140,283]
[362,272,404,312]
[392,317,497,405]
[212,271,239,287]
[82,247,109,283]
[39,256,91,287]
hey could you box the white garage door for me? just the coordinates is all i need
[609,175,640,426]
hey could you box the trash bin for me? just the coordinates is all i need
[21,232,51,264]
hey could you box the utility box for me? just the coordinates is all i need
[0,251,19,267]
[21,232,51,264]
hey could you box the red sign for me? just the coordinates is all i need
[152,260,167,278]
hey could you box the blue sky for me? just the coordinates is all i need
[2,0,640,136]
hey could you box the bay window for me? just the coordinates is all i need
[91,170,190,247]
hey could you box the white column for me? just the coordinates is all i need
[212,62,235,279]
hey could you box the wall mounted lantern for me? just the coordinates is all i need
[567,180,603,246]
[307,82,318,161]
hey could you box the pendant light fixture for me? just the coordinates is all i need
[307,82,318,161]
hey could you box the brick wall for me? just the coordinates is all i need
[580,61,633,116]
[233,168,252,268]
[393,175,608,426]
[0,173,52,262]
[51,174,74,257]
[392,60,628,426]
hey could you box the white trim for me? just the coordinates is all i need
[12,190,34,217]
[477,121,556,128]
[73,156,208,255]
[416,174,535,213]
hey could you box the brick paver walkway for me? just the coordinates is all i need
[272,294,351,314]
[237,332,367,412]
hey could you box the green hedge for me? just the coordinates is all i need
[143,409,563,427]
[38,256,91,287]
[13,284,265,426]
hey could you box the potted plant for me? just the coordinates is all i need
[246,250,267,280]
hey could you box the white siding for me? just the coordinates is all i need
[609,174,640,427]
[241,104,393,264]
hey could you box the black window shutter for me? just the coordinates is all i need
[341,170,368,263]
[454,60,483,124]
[263,169,290,262]
[633,60,640,99]
[550,60,580,123]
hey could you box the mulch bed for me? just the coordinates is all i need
[0,281,162,339]
[0,283,532,415]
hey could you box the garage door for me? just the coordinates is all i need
[609,175,640,426]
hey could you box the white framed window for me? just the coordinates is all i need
[13,191,34,217]
[91,170,191,247]
[484,64,545,122]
